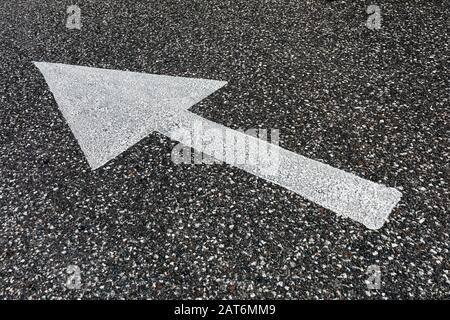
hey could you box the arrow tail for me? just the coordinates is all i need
[162,110,402,230]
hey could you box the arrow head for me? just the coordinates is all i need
[34,62,227,169]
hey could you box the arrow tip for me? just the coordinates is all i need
[35,62,227,169]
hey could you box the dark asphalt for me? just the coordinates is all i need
[0,0,449,299]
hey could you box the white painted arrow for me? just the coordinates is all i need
[34,62,401,229]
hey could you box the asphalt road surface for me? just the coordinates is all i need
[0,0,448,299]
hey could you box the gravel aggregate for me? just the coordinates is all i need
[0,0,448,299]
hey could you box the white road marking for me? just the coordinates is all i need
[34,61,227,169]
[35,62,402,229]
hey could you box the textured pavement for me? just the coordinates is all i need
[0,0,449,299]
